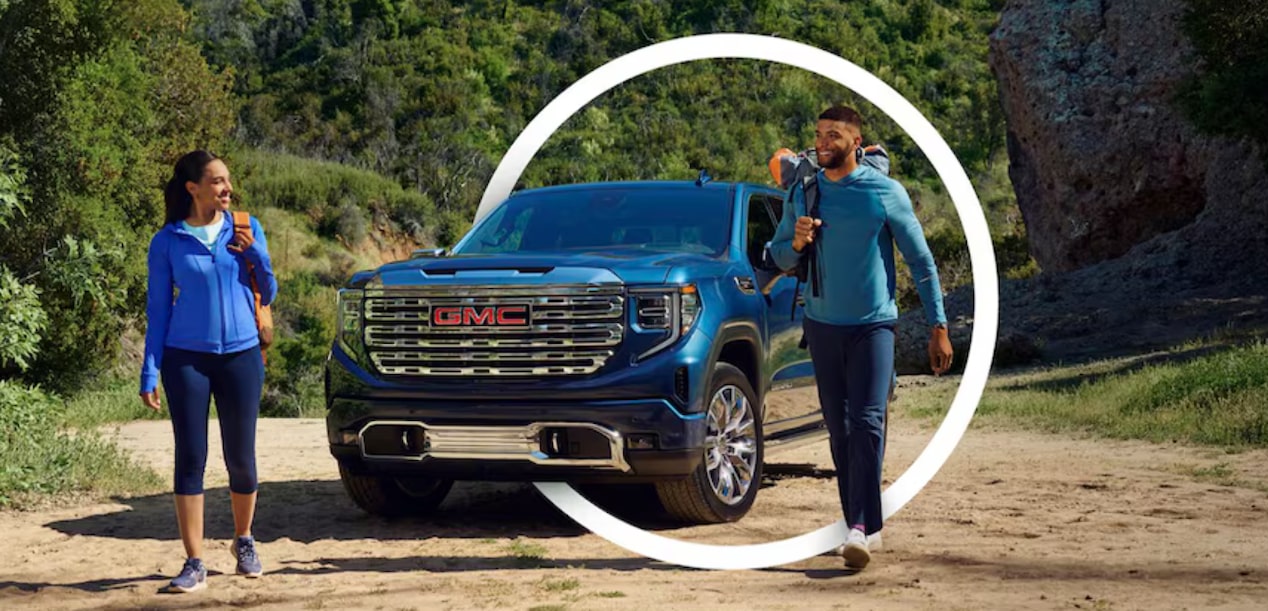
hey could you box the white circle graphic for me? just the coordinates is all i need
[477,33,1000,570]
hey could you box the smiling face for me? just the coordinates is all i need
[186,159,233,212]
[814,119,861,170]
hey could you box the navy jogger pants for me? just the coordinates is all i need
[160,345,263,495]
[804,317,894,535]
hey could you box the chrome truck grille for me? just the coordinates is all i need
[363,285,625,377]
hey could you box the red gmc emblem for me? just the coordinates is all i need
[432,305,530,327]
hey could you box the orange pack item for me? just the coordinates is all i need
[232,211,275,360]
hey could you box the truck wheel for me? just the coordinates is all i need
[338,462,454,518]
[656,362,764,524]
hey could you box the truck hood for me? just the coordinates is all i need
[364,249,727,287]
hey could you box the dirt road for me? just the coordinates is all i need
[3,387,1267,610]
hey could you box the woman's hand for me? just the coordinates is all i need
[227,226,255,255]
[140,389,162,412]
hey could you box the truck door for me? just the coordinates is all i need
[743,191,820,440]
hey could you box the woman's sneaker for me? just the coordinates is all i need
[841,528,871,569]
[231,536,263,578]
[163,558,207,593]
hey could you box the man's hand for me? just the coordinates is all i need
[140,389,162,412]
[929,325,953,375]
[792,216,822,253]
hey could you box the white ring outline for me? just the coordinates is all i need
[475,33,1000,570]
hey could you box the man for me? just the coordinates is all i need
[769,106,953,570]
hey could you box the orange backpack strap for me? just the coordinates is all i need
[232,210,274,359]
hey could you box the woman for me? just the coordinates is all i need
[139,150,278,593]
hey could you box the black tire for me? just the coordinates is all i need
[655,362,764,524]
[338,462,454,518]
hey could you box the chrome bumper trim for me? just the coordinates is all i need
[356,420,631,472]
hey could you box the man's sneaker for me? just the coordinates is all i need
[163,558,207,593]
[841,528,871,569]
[833,531,883,556]
[231,535,263,578]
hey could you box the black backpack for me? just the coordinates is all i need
[794,173,823,299]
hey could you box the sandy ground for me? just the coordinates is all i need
[3,382,1268,610]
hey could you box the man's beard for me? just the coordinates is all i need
[817,148,847,169]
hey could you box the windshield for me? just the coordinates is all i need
[454,186,733,256]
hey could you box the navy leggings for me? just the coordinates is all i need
[804,317,894,535]
[161,346,263,495]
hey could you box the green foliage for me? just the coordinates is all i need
[232,148,462,245]
[0,139,27,229]
[1179,0,1268,158]
[261,271,337,417]
[194,0,1013,220]
[27,237,132,390]
[0,380,161,508]
[59,377,167,429]
[0,0,234,392]
[0,266,47,372]
[0,0,112,137]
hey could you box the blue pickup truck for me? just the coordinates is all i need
[324,176,829,524]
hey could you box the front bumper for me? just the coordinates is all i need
[326,395,706,483]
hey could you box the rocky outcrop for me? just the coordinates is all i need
[894,0,1268,373]
[988,0,1235,273]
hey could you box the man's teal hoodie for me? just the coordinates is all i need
[769,165,947,327]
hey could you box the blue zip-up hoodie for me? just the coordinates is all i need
[139,211,278,394]
[769,165,947,327]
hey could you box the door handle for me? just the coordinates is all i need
[734,276,756,295]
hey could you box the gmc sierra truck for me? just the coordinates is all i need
[325,175,828,524]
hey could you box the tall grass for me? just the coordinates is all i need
[60,377,167,429]
[907,341,1268,448]
[229,149,468,248]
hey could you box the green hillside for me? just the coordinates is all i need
[0,0,1022,415]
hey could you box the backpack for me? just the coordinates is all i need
[232,211,275,360]
[766,145,892,325]
[768,144,890,191]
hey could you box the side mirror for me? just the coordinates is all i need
[410,248,448,259]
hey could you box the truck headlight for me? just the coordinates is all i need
[633,284,700,360]
[337,288,365,362]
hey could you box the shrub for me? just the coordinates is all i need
[0,266,47,372]
[0,380,161,508]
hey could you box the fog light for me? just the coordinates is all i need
[627,434,657,450]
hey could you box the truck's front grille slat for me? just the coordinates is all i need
[363,285,624,379]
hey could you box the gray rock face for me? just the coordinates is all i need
[894,0,1268,374]
[989,0,1222,272]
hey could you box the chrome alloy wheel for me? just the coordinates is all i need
[704,384,758,505]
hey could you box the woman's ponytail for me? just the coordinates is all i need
[163,150,219,225]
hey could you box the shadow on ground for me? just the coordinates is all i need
[0,557,682,596]
[44,480,603,543]
[910,552,1261,584]
[44,459,842,545]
